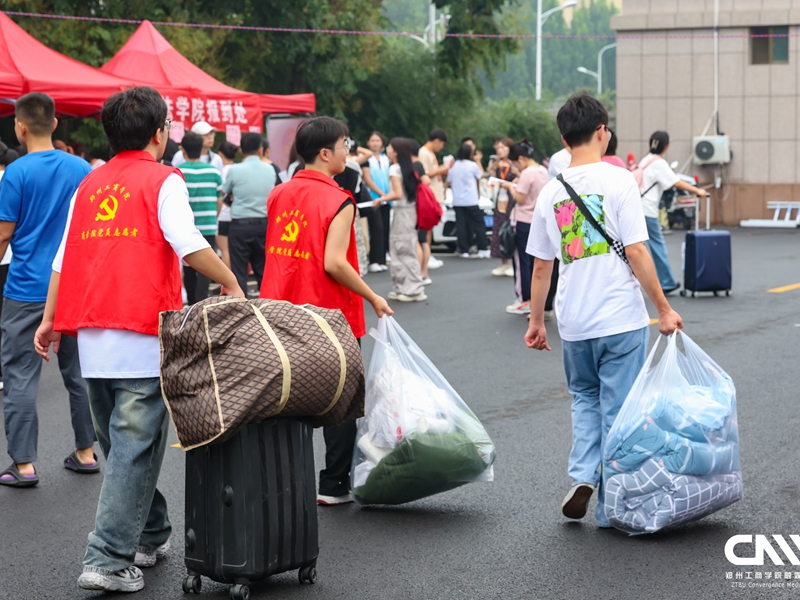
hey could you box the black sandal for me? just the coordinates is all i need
[0,463,39,487]
[64,451,101,474]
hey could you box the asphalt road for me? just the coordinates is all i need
[2,227,799,600]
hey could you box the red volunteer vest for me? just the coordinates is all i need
[55,150,184,336]
[259,169,366,339]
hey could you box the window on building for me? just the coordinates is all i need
[751,26,789,64]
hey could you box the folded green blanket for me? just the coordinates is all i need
[354,432,489,505]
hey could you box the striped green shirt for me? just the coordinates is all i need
[178,162,223,236]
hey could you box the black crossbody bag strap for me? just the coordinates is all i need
[556,173,634,275]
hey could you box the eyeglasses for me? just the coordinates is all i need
[328,139,352,153]
[163,118,172,132]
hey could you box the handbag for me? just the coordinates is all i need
[556,173,633,274]
[497,196,517,260]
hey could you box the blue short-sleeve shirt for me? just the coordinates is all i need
[0,150,91,302]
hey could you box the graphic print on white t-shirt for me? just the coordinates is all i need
[554,192,611,263]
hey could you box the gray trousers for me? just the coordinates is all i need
[1,298,94,464]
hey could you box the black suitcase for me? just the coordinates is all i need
[681,230,732,297]
[183,418,319,599]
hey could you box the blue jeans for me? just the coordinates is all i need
[82,378,171,575]
[562,327,649,527]
[645,216,678,290]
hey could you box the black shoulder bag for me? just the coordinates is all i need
[556,173,633,275]
[497,196,517,260]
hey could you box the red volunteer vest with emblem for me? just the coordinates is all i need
[54,150,184,337]
[259,169,366,339]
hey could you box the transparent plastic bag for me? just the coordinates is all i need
[351,316,495,505]
[602,331,742,534]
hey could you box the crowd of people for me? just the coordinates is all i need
[0,85,716,593]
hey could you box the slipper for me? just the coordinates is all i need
[0,463,39,487]
[64,451,101,474]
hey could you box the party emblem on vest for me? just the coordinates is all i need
[276,210,308,243]
[89,183,130,222]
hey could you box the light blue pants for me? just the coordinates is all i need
[562,327,649,527]
[82,378,171,575]
[645,216,678,290]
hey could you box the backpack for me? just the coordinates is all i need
[416,182,443,231]
[630,155,661,195]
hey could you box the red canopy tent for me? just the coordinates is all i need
[101,21,315,137]
[0,12,135,117]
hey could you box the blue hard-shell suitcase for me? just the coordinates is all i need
[681,230,732,297]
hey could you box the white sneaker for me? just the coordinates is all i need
[389,292,428,302]
[133,539,171,568]
[506,301,531,315]
[380,264,389,271]
[503,264,514,277]
[491,265,507,277]
[562,483,595,520]
[428,256,444,269]
[459,253,471,258]
[476,249,491,259]
[544,310,555,321]
[422,277,433,286]
[385,253,391,264]
[317,493,354,506]
[368,263,383,273]
[77,566,144,592]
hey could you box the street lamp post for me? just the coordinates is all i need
[576,42,617,94]
[536,0,578,101]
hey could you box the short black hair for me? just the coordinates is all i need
[181,131,204,159]
[556,93,609,148]
[0,142,19,167]
[217,141,239,160]
[460,137,474,146]
[15,92,55,136]
[456,143,474,161]
[605,127,619,156]
[296,116,349,164]
[348,137,360,156]
[240,132,262,155]
[408,138,421,156]
[649,131,670,155]
[428,128,448,143]
[260,137,270,152]
[508,139,534,162]
[101,87,167,154]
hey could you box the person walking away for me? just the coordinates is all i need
[639,131,707,295]
[222,132,276,294]
[361,132,390,273]
[487,137,520,277]
[418,129,449,270]
[260,116,392,506]
[448,143,488,258]
[215,141,239,269]
[500,140,548,316]
[33,86,243,592]
[374,139,427,302]
[178,131,223,304]
[601,128,627,169]
[525,93,684,528]
[0,93,96,488]
[409,139,434,284]
[170,121,223,171]
[547,146,572,180]
[0,142,20,392]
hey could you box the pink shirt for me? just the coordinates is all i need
[602,155,628,169]
[511,164,548,224]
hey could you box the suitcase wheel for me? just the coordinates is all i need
[679,290,686,297]
[182,575,202,594]
[229,584,250,600]
[299,565,317,585]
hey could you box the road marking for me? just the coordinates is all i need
[649,318,658,325]
[768,283,800,293]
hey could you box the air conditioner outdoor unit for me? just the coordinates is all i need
[692,135,731,165]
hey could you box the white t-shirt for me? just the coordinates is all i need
[171,150,224,173]
[53,173,209,378]
[448,160,482,207]
[218,163,234,222]
[548,148,572,180]
[527,162,650,342]
[639,154,680,219]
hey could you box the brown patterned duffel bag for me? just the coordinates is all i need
[159,296,365,450]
